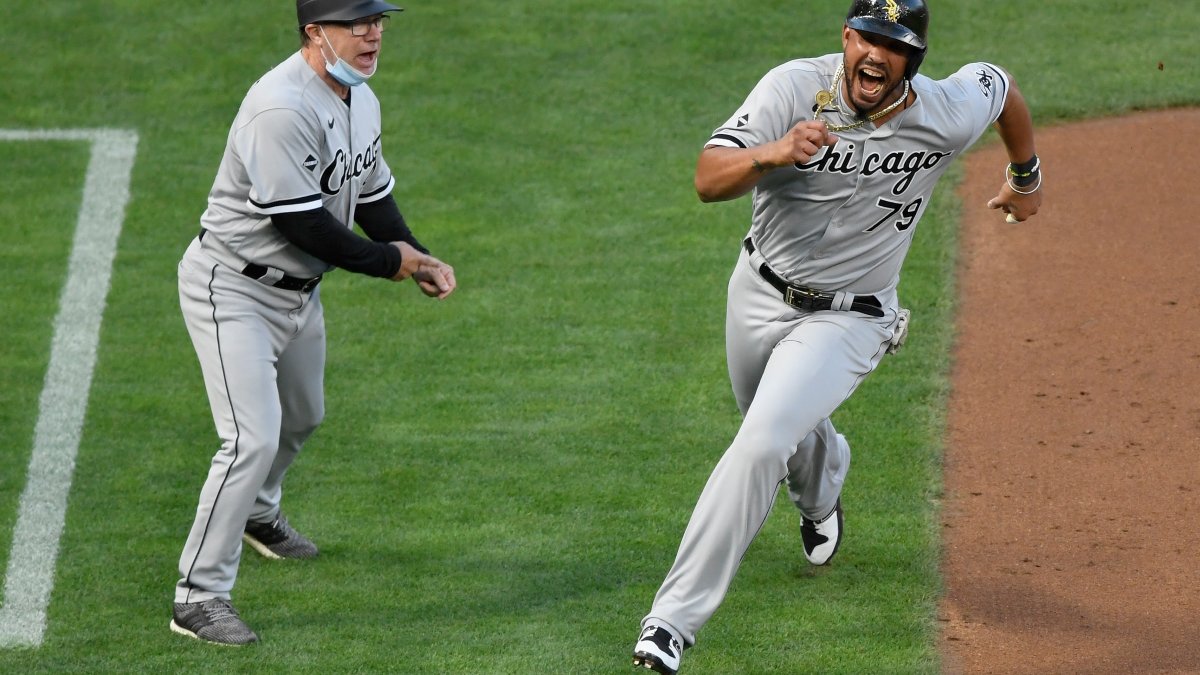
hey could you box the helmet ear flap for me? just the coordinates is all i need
[906,48,926,80]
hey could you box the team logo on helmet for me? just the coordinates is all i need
[884,0,900,22]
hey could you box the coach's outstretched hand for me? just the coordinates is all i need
[390,242,457,299]
[413,256,456,299]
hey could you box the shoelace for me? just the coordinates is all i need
[274,517,301,538]
[204,599,241,622]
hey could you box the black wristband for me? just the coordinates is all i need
[1010,170,1038,188]
[1011,155,1038,173]
[1007,155,1040,188]
[1008,155,1039,176]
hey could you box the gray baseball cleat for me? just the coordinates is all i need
[800,498,843,565]
[632,623,683,674]
[170,598,258,646]
[243,514,318,560]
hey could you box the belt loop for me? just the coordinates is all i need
[744,237,768,272]
[831,291,852,311]
[252,266,285,286]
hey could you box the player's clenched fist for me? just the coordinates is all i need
[988,180,1043,223]
[772,120,840,166]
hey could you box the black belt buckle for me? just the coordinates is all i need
[784,285,826,311]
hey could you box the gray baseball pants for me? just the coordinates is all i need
[174,237,325,603]
[642,245,899,646]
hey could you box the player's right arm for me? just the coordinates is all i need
[695,121,838,202]
[696,61,839,203]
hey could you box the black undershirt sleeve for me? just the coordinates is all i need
[354,194,429,254]
[270,208,402,278]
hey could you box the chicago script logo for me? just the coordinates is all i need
[320,134,382,195]
[797,143,953,194]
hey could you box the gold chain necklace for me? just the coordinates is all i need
[814,63,910,132]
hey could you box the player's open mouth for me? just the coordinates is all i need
[857,67,886,97]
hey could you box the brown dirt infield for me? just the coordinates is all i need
[940,108,1200,674]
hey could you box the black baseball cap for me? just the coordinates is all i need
[296,0,402,28]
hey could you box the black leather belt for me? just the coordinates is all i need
[241,263,322,293]
[199,228,321,293]
[743,239,883,317]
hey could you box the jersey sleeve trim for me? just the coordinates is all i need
[708,134,747,149]
[249,193,324,215]
[357,175,395,204]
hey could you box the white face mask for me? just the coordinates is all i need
[318,25,375,87]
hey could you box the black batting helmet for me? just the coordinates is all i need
[297,0,402,28]
[845,0,929,79]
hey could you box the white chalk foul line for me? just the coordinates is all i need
[0,129,138,648]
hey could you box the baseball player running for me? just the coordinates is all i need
[170,0,455,645]
[632,1,1041,672]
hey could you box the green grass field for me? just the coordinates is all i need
[2,1,1197,672]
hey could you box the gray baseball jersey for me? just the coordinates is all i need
[642,53,1011,648]
[200,50,395,278]
[707,52,1008,293]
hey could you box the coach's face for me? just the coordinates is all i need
[319,14,386,76]
[841,26,911,116]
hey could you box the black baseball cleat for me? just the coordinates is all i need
[170,598,258,646]
[243,514,318,560]
[800,498,843,565]
[632,624,683,674]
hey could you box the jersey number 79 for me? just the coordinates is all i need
[865,197,923,233]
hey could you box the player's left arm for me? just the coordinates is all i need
[987,69,1043,223]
